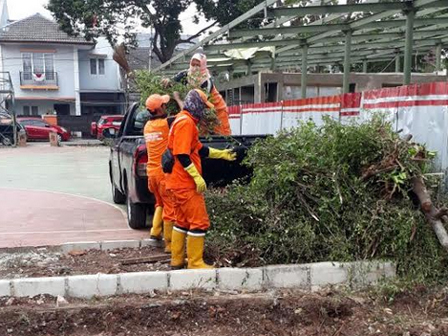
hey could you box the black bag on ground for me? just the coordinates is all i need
[162,148,175,173]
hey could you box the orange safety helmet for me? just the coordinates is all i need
[145,94,170,112]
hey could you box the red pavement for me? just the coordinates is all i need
[0,188,148,248]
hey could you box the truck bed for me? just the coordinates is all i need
[108,103,267,229]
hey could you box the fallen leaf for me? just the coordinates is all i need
[68,250,86,257]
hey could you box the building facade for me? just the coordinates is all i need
[0,2,124,134]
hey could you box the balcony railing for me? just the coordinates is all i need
[19,72,58,87]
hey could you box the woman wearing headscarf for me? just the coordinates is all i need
[163,53,232,136]
[165,89,236,269]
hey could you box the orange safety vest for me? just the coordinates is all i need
[144,118,169,178]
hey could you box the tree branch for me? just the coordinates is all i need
[411,176,432,213]
[176,21,218,44]
[412,176,448,253]
[136,0,158,23]
[152,31,164,64]
[176,40,199,45]
[434,207,448,221]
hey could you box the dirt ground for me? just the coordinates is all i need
[0,246,171,279]
[1,287,448,336]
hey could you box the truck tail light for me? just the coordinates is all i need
[134,144,148,177]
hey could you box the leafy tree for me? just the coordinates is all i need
[47,0,207,63]
[47,0,270,63]
[194,0,268,30]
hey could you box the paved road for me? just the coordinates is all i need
[1,143,113,202]
[0,143,148,248]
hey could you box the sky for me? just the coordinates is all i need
[7,0,51,20]
[6,0,211,35]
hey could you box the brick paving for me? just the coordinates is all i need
[0,144,149,248]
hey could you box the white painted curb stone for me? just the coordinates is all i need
[264,265,310,289]
[119,271,168,294]
[217,268,263,291]
[0,280,11,297]
[67,274,118,298]
[12,277,65,298]
[0,261,396,299]
[170,269,217,291]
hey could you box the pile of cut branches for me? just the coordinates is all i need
[134,71,220,134]
[206,117,448,283]
[134,71,189,115]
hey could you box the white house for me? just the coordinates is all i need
[0,1,124,126]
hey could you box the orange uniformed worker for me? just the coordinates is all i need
[144,94,175,253]
[163,53,231,136]
[166,89,236,269]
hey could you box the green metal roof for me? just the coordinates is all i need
[154,0,448,90]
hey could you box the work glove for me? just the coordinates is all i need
[185,163,207,193]
[161,78,172,88]
[208,147,237,161]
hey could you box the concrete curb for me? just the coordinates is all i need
[62,140,104,147]
[60,239,156,254]
[0,239,169,255]
[0,261,396,299]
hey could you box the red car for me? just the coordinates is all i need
[91,115,124,139]
[17,117,71,142]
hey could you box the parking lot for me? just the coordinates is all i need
[0,143,147,248]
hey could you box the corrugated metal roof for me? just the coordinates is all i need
[0,13,93,45]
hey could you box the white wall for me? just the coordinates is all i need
[78,37,122,92]
[15,100,75,116]
[283,85,342,100]
[1,44,77,99]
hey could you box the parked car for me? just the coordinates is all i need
[105,103,266,229]
[17,117,70,142]
[91,115,124,139]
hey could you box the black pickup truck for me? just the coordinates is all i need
[105,103,265,229]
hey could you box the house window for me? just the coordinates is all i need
[22,106,38,116]
[98,59,105,75]
[22,53,55,81]
[90,58,105,75]
[90,59,97,75]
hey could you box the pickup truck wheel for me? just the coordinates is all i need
[126,196,148,229]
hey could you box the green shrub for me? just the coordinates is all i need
[206,117,448,282]
[134,70,220,134]
[134,71,190,115]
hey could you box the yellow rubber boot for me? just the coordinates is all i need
[149,206,163,239]
[170,227,187,270]
[163,221,174,253]
[187,234,213,269]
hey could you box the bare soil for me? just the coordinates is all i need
[1,287,448,336]
[0,246,170,279]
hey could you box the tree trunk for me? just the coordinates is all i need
[412,176,448,252]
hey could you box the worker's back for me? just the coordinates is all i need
[144,118,169,177]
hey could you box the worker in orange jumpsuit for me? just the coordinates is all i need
[144,94,176,253]
[162,53,231,136]
[166,89,236,269]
